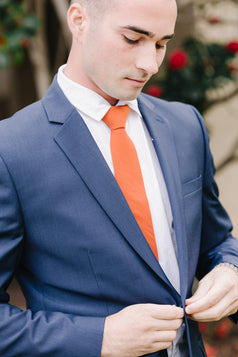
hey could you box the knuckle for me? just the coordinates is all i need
[207,293,220,306]
[142,335,155,350]
[169,305,183,317]
[162,330,177,342]
[231,306,238,315]
[164,341,173,349]
[170,330,177,341]
[175,318,183,328]
[143,320,154,333]
[167,304,177,313]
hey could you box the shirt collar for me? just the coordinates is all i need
[57,64,142,121]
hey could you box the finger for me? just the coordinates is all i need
[185,284,227,315]
[148,341,174,353]
[187,265,238,307]
[152,330,178,343]
[151,318,184,331]
[188,295,238,322]
[150,305,184,320]
[185,280,213,305]
[222,299,238,318]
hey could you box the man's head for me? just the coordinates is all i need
[66,0,177,105]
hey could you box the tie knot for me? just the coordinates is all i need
[102,105,130,130]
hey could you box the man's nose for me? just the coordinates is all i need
[135,46,161,75]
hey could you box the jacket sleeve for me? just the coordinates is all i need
[192,108,238,323]
[0,155,105,357]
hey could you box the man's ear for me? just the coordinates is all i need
[67,3,87,39]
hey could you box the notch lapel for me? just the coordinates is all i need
[138,95,189,300]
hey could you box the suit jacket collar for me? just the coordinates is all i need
[42,77,188,300]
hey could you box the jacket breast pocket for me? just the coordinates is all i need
[182,175,202,198]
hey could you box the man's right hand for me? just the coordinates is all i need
[101,304,184,357]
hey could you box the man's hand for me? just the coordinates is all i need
[101,304,184,357]
[185,265,238,322]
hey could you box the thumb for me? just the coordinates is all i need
[185,277,211,305]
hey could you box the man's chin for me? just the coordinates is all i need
[102,86,143,105]
[115,88,143,102]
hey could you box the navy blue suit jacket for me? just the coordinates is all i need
[0,77,237,356]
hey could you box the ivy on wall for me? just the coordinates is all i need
[146,37,238,113]
[0,0,39,68]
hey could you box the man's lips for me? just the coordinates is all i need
[126,77,148,85]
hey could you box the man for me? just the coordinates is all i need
[0,0,237,356]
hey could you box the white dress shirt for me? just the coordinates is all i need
[57,64,180,293]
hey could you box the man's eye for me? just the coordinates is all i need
[124,36,139,45]
[156,44,166,50]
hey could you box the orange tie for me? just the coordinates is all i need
[103,105,158,259]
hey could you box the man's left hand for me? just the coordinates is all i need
[185,265,238,321]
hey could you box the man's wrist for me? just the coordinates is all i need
[215,262,238,275]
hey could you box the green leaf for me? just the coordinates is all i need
[22,15,39,34]
[13,49,23,65]
[7,30,24,50]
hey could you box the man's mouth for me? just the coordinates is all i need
[126,77,148,86]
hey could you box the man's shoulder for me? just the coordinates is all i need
[139,93,204,128]
[139,92,198,116]
[0,99,50,160]
[0,100,44,131]
[0,75,64,133]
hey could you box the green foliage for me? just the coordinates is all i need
[146,38,238,113]
[0,0,39,68]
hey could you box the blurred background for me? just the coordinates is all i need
[0,0,238,355]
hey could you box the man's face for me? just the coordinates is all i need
[71,0,177,105]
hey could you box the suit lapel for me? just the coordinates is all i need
[42,78,174,289]
[138,95,189,300]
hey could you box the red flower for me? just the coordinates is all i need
[226,41,238,54]
[146,84,163,97]
[214,319,232,338]
[198,322,209,334]
[207,16,221,24]
[20,38,30,48]
[168,49,188,70]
